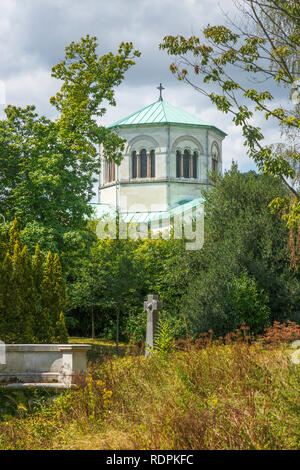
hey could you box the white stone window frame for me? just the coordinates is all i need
[130,146,156,179]
[176,146,200,180]
[171,135,204,180]
[126,136,160,181]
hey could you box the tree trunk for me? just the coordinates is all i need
[116,306,120,356]
[91,306,95,340]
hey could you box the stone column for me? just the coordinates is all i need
[144,295,162,357]
[180,154,184,178]
[137,153,141,178]
[190,154,193,179]
[147,152,151,177]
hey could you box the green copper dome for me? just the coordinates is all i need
[107,100,226,136]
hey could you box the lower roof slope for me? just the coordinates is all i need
[108,100,226,136]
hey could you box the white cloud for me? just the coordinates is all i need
[1,0,288,185]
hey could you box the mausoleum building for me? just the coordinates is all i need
[94,86,226,222]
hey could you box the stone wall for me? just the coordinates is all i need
[0,344,91,389]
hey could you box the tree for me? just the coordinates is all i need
[12,243,36,342]
[226,271,271,334]
[177,165,300,336]
[33,244,44,292]
[96,235,144,355]
[0,36,140,252]
[50,35,140,165]
[0,220,35,342]
[0,220,69,343]
[40,252,68,343]
[67,244,106,339]
[133,235,188,337]
[160,0,299,235]
[67,226,186,343]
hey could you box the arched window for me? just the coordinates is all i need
[176,150,181,178]
[176,150,181,177]
[132,151,137,178]
[140,149,147,178]
[192,152,198,179]
[211,144,219,172]
[183,149,190,178]
[150,150,155,177]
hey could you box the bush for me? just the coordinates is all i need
[0,219,68,343]
[227,271,271,334]
[180,168,300,336]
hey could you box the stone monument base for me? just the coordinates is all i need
[0,344,91,389]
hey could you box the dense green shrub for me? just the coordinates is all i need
[67,166,300,340]
[0,219,68,343]
[226,272,271,334]
[180,166,300,336]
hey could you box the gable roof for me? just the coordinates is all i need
[107,100,226,136]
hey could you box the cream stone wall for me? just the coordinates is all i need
[99,184,117,206]
[119,183,168,212]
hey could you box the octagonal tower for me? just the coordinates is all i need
[99,89,226,215]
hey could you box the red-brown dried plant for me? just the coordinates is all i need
[261,321,300,347]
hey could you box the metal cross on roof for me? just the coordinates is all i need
[157,83,165,101]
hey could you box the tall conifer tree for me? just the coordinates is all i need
[0,221,68,343]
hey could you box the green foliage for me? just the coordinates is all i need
[67,166,299,341]
[180,166,300,336]
[0,106,95,235]
[67,222,146,346]
[133,236,186,318]
[89,236,143,353]
[0,220,68,343]
[0,388,51,422]
[160,0,300,227]
[67,243,106,338]
[0,220,35,342]
[124,310,147,344]
[0,35,140,252]
[55,313,69,344]
[153,319,176,356]
[50,35,140,165]
[227,272,271,334]
[67,227,187,342]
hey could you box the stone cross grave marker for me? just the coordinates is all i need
[144,294,162,357]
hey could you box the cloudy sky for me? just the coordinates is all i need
[0,0,289,199]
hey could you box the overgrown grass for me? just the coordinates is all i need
[70,337,127,363]
[0,336,299,450]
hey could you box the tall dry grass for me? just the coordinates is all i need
[0,326,299,450]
